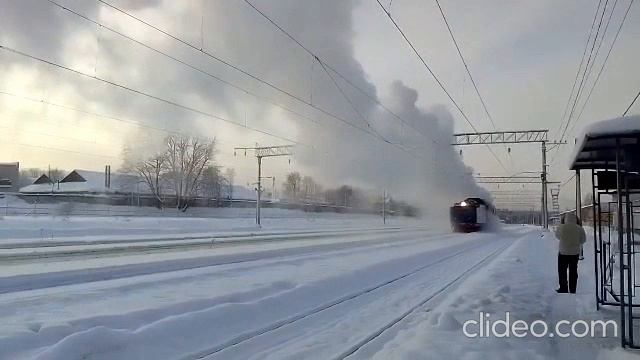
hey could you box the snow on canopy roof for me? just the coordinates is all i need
[570,115,640,171]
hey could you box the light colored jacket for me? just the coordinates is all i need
[555,213,586,255]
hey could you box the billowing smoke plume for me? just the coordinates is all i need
[0,0,487,220]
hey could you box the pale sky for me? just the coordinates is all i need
[0,0,638,210]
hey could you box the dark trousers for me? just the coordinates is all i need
[558,253,579,293]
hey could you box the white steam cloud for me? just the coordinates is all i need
[0,0,487,219]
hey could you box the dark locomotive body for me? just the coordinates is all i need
[450,197,494,232]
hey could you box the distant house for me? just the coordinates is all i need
[33,174,53,185]
[19,168,259,201]
[0,162,20,192]
[20,169,142,195]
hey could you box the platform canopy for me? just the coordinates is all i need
[570,115,640,171]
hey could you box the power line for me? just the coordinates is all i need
[85,1,393,143]
[583,0,619,82]
[552,0,635,165]
[44,0,432,162]
[433,0,512,163]
[560,173,576,189]
[433,0,498,132]
[0,91,267,164]
[2,45,424,165]
[623,89,640,116]
[241,0,436,145]
[0,90,181,136]
[568,0,635,133]
[0,44,303,146]
[316,59,392,144]
[555,0,604,139]
[550,0,609,165]
[373,0,508,172]
[562,0,617,139]
[45,0,387,142]
[85,0,429,160]
[560,0,610,143]
[3,68,425,176]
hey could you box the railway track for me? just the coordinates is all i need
[0,228,444,294]
[0,226,429,262]
[335,240,511,359]
[188,237,512,360]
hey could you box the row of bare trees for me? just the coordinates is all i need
[122,135,234,211]
[281,171,419,216]
[282,172,323,202]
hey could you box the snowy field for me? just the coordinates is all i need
[0,195,425,243]
[0,220,634,359]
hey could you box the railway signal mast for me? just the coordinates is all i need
[234,145,294,226]
[452,129,564,229]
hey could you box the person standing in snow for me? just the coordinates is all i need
[555,212,586,294]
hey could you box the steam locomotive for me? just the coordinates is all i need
[450,197,494,232]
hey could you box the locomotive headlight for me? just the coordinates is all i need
[460,201,467,206]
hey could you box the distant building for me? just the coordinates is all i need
[0,162,19,192]
[21,169,141,194]
[33,174,53,185]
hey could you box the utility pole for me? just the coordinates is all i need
[452,130,565,230]
[234,145,293,226]
[382,189,387,224]
[541,141,548,229]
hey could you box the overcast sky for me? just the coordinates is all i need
[0,0,638,210]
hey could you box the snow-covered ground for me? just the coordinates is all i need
[0,222,635,359]
[361,228,632,360]
[0,206,424,243]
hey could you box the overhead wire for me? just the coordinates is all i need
[623,89,640,116]
[85,0,428,160]
[568,0,635,132]
[551,0,635,166]
[433,0,513,164]
[374,0,508,172]
[0,44,304,146]
[559,0,611,143]
[551,0,609,165]
[241,0,437,146]
[554,0,604,139]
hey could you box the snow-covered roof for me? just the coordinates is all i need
[570,115,640,171]
[20,169,145,194]
[33,174,52,184]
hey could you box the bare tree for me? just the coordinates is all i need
[137,154,168,209]
[301,176,318,201]
[200,165,225,205]
[165,135,215,211]
[121,146,167,209]
[283,172,302,200]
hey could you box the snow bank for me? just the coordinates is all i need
[0,232,494,359]
[368,228,625,359]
